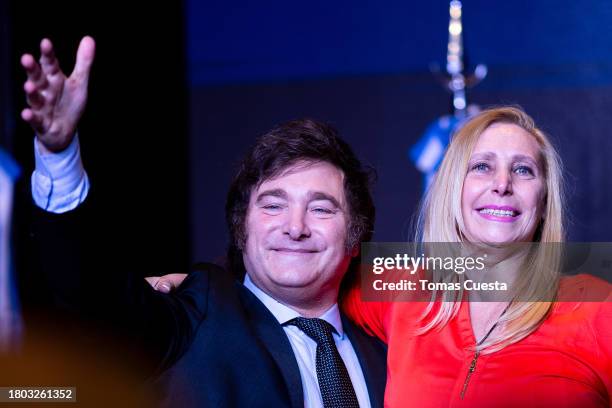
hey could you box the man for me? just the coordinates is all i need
[21,37,386,407]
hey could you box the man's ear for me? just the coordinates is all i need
[350,244,359,258]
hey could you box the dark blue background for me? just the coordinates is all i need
[187,1,612,86]
[187,0,612,263]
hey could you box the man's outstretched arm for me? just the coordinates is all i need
[21,37,95,213]
[19,37,205,376]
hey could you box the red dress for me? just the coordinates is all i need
[343,274,612,407]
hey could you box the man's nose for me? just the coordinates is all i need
[283,208,311,240]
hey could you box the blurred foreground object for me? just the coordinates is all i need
[0,148,22,351]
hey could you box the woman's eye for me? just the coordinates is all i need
[471,162,489,172]
[514,165,534,176]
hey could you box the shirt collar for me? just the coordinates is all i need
[243,274,345,338]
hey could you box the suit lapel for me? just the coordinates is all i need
[237,282,304,408]
[342,314,387,408]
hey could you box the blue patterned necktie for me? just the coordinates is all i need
[287,317,360,408]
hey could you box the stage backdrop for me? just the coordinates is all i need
[187,0,612,264]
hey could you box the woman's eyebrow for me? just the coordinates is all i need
[469,151,495,161]
[511,154,538,165]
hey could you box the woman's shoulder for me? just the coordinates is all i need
[558,273,611,301]
[553,273,611,317]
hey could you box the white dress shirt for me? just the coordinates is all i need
[31,135,89,213]
[244,274,371,408]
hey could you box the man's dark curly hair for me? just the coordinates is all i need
[225,118,375,278]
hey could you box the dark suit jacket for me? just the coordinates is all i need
[25,197,387,407]
[156,263,387,408]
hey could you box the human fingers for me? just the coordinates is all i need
[144,273,188,293]
[21,53,48,89]
[71,36,96,82]
[144,276,171,293]
[21,108,45,133]
[39,38,61,76]
[24,80,45,109]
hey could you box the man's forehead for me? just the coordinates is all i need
[262,160,343,183]
[251,160,346,201]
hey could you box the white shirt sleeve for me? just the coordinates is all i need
[31,134,90,213]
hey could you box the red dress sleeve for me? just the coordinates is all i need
[341,278,391,343]
[592,290,612,401]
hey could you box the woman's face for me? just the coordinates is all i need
[461,123,546,244]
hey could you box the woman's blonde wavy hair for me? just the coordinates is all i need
[415,106,566,353]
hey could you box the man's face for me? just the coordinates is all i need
[243,161,353,308]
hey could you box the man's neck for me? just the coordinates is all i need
[244,274,339,318]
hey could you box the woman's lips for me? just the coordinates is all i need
[476,205,520,223]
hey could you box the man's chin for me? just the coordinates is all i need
[268,272,320,289]
[269,256,317,271]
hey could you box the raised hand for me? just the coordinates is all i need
[20,36,95,153]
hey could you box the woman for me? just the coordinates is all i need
[343,106,612,407]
